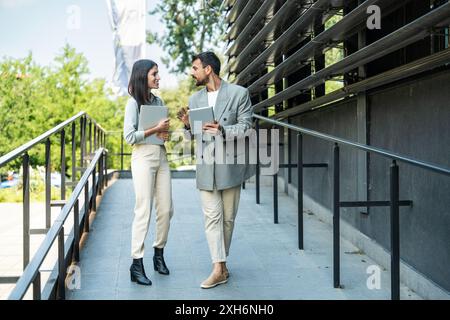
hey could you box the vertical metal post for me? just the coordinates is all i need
[120,134,124,171]
[23,153,30,269]
[60,129,66,200]
[273,173,278,224]
[45,138,51,229]
[57,227,65,300]
[98,157,103,196]
[333,143,340,288]
[92,165,97,212]
[71,122,76,191]
[288,119,292,183]
[297,133,304,250]
[84,184,90,233]
[390,161,400,300]
[104,150,108,187]
[255,119,260,204]
[73,199,80,262]
[80,116,85,169]
[94,126,98,151]
[33,272,41,300]
[89,120,92,155]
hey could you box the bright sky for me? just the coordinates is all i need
[0,0,180,89]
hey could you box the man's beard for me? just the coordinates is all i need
[194,77,206,86]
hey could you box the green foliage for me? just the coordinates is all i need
[0,44,126,178]
[324,13,344,94]
[148,0,227,74]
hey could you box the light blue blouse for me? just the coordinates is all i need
[123,95,164,145]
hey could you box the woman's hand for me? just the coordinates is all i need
[156,131,170,141]
[156,118,170,132]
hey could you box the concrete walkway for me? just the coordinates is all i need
[67,178,420,300]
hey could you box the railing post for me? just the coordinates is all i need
[73,199,80,262]
[288,119,292,183]
[297,133,304,250]
[33,272,41,300]
[57,227,66,300]
[60,129,66,200]
[255,119,260,204]
[98,156,103,196]
[94,126,97,151]
[120,134,124,171]
[45,138,51,229]
[273,172,278,224]
[23,153,30,269]
[92,165,97,212]
[80,116,85,169]
[390,160,400,300]
[71,122,76,191]
[333,143,340,288]
[84,184,90,233]
[89,120,92,155]
[104,149,108,187]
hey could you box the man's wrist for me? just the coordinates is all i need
[219,125,225,137]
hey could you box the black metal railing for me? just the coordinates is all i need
[8,148,107,299]
[0,111,107,297]
[253,113,450,300]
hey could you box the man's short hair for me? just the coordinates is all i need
[192,52,221,76]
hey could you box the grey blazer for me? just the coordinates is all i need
[187,80,256,191]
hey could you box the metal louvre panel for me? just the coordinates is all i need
[225,0,275,58]
[272,48,450,120]
[225,0,248,25]
[238,0,413,90]
[231,0,329,80]
[251,2,450,112]
[228,0,310,75]
[227,0,264,41]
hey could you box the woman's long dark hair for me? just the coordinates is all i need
[128,59,157,111]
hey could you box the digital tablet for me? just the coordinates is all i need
[138,105,168,145]
[188,106,214,134]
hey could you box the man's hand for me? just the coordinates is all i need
[203,121,223,136]
[177,107,190,128]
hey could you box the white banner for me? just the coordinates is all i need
[106,0,146,96]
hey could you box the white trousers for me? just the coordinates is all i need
[130,144,173,259]
[200,184,241,263]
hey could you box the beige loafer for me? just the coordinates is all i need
[201,272,228,289]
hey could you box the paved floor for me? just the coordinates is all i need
[66,178,420,300]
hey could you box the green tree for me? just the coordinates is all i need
[0,45,126,175]
[148,0,227,74]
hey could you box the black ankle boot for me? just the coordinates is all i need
[153,248,170,275]
[130,258,152,285]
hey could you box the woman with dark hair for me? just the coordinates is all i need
[123,59,173,286]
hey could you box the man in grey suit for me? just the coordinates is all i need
[178,52,255,289]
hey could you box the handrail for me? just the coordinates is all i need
[0,111,108,298]
[0,112,106,167]
[253,114,450,177]
[253,113,448,299]
[8,148,106,300]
